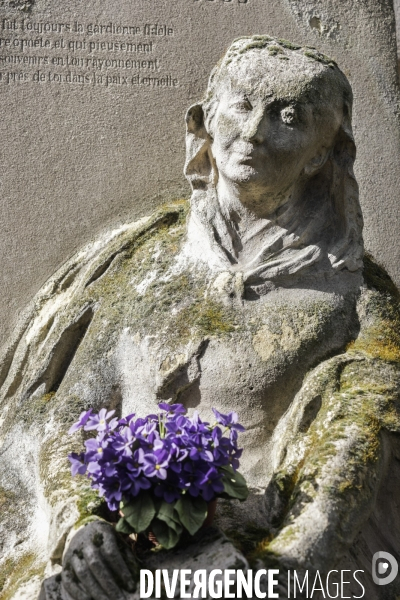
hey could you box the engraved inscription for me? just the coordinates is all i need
[194,0,248,3]
[0,18,180,87]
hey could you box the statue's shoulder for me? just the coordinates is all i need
[0,200,189,395]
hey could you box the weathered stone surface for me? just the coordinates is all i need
[395,0,400,62]
[1,33,400,600]
[39,523,248,600]
[38,575,62,600]
[0,0,400,349]
[60,520,137,599]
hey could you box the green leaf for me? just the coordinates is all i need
[175,495,207,535]
[220,466,249,501]
[115,517,134,535]
[121,492,156,533]
[153,496,163,512]
[152,519,181,549]
[157,501,182,534]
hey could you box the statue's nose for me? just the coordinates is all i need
[243,109,268,144]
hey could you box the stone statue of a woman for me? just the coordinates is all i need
[1,36,400,599]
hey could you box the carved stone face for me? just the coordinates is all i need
[210,52,343,216]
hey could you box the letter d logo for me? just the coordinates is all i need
[372,551,398,586]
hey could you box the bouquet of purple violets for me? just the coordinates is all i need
[68,403,248,549]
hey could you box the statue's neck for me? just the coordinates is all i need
[185,182,338,288]
[215,177,295,250]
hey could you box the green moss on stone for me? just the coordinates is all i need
[182,300,236,337]
[0,553,43,600]
[76,487,106,525]
[278,39,301,50]
[237,38,272,54]
[38,434,78,503]
[253,527,298,565]
[89,202,237,353]
[349,254,400,362]
[0,558,15,594]
[268,45,284,56]
[303,49,332,64]
[0,487,14,511]
[257,347,400,558]
[300,359,399,498]
[363,253,400,299]
[20,392,56,426]
[226,523,272,564]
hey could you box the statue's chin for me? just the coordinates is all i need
[218,171,289,217]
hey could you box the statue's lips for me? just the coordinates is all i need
[232,145,264,166]
[234,153,262,169]
[233,151,255,162]
[238,156,256,165]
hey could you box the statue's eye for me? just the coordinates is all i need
[232,98,253,112]
[281,106,297,125]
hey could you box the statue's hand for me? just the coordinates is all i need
[61,520,137,600]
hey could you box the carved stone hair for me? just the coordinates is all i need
[184,35,363,273]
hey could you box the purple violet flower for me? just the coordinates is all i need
[188,410,209,434]
[182,461,208,497]
[197,467,224,502]
[188,434,214,462]
[113,427,135,457]
[158,402,187,415]
[85,408,116,432]
[118,413,136,426]
[143,449,170,480]
[165,415,190,436]
[98,477,131,511]
[134,420,157,440]
[153,472,183,503]
[126,448,146,478]
[127,475,152,497]
[68,409,93,434]
[68,452,87,476]
[86,460,102,476]
[212,408,245,432]
[84,437,108,461]
[68,403,245,511]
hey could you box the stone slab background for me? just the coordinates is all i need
[0,0,400,347]
[396,0,400,67]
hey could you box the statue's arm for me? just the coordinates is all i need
[0,208,180,559]
[262,352,400,579]
[1,207,188,599]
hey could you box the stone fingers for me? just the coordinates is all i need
[70,554,110,600]
[82,543,127,600]
[61,568,92,600]
[100,530,136,591]
[101,546,136,591]
[61,587,80,600]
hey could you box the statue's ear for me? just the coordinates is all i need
[303,146,331,177]
[184,103,216,190]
